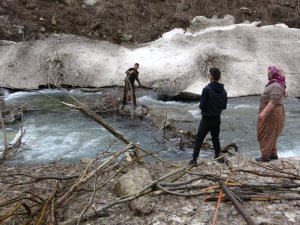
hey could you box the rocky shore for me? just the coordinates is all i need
[0,155,299,225]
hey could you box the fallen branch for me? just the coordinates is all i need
[219,181,257,225]
[59,166,192,225]
[56,146,131,207]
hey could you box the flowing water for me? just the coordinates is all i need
[1,90,300,164]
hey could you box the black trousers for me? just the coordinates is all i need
[192,116,221,160]
[122,81,136,106]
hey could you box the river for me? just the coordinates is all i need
[1,89,300,164]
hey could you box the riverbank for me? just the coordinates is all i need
[0,155,299,225]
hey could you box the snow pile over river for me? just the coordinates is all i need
[0,15,300,97]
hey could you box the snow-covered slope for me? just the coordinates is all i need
[0,16,299,97]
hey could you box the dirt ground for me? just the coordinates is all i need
[0,155,299,225]
[0,0,300,43]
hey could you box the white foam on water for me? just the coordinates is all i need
[279,149,300,158]
[16,121,114,163]
[233,104,258,109]
[138,95,190,106]
[4,89,62,101]
[188,109,200,118]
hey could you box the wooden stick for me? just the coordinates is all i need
[212,175,231,225]
[219,181,257,225]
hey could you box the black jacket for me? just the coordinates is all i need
[125,68,141,87]
[199,82,227,117]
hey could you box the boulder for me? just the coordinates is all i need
[120,105,149,117]
[113,167,154,215]
[3,108,23,124]
[83,0,99,5]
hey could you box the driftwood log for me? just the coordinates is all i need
[219,181,257,225]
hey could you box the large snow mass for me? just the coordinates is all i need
[0,15,299,97]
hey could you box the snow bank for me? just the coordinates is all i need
[0,15,300,97]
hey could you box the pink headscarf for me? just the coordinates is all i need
[267,66,286,92]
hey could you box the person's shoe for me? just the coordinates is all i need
[189,159,197,166]
[255,157,270,162]
[270,154,278,160]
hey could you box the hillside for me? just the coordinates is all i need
[0,0,300,43]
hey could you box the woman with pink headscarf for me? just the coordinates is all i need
[256,66,286,162]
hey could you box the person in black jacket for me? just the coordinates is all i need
[122,63,141,108]
[189,68,227,166]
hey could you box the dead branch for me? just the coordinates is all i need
[7,174,78,187]
[156,183,214,197]
[205,194,300,202]
[219,181,257,225]
[59,166,193,225]
[235,169,300,180]
[76,156,99,225]
[56,146,131,207]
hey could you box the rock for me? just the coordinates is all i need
[40,27,46,32]
[113,167,154,215]
[51,16,57,26]
[13,25,24,34]
[80,157,93,164]
[91,21,101,30]
[39,16,45,21]
[3,108,23,124]
[240,7,253,15]
[83,0,99,6]
[151,114,175,129]
[120,105,149,117]
[122,33,133,42]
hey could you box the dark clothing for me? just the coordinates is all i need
[200,82,227,117]
[192,81,227,160]
[125,68,141,88]
[193,116,221,160]
[122,68,141,106]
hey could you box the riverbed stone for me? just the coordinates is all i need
[120,105,149,117]
[3,108,22,124]
[113,167,154,215]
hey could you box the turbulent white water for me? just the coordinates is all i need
[1,91,300,164]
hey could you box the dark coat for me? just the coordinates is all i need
[199,82,227,117]
[125,68,141,88]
